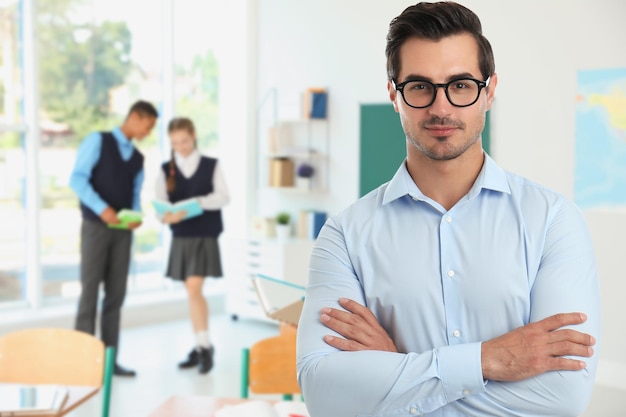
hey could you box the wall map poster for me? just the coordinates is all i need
[575,68,626,210]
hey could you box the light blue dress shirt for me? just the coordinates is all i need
[297,155,601,417]
[69,127,144,215]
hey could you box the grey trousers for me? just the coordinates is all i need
[75,219,132,361]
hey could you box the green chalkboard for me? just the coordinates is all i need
[359,104,406,197]
[359,103,491,197]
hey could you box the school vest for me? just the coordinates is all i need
[162,156,224,238]
[80,132,143,222]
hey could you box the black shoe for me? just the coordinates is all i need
[198,346,214,374]
[178,348,200,369]
[113,363,136,377]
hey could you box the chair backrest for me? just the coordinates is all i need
[241,332,301,399]
[0,327,105,386]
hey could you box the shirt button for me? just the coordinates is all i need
[411,195,419,201]
[453,329,461,338]
[462,389,470,396]
[445,215,452,223]
[409,407,418,414]
[447,270,455,278]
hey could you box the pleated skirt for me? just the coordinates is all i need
[166,237,223,281]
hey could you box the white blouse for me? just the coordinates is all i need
[155,149,230,210]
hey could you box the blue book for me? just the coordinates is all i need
[307,211,327,240]
[310,91,327,119]
[152,198,203,220]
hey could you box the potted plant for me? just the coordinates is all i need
[275,212,291,240]
[296,162,315,189]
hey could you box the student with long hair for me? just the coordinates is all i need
[156,117,230,374]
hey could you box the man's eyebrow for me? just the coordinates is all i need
[400,72,478,83]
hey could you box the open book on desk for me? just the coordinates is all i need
[0,384,69,416]
[152,198,203,221]
[253,274,305,327]
[215,400,309,417]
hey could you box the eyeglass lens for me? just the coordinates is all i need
[402,79,482,108]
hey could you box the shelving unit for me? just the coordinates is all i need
[256,89,329,193]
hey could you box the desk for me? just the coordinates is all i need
[0,384,99,417]
[146,396,253,417]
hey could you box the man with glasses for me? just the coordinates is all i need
[296,2,600,417]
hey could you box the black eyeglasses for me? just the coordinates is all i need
[393,77,491,109]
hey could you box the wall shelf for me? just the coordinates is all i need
[256,89,329,192]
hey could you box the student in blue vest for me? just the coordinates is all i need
[155,117,230,374]
[70,100,159,377]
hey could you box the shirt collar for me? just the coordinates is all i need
[174,149,201,166]
[111,127,133,149]
[382,153,511,205]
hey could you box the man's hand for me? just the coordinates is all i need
[321,298,398,352]
[100,207,120,225]
[482,312,596,381]
[127,221,142,230]
[162,211,187,224]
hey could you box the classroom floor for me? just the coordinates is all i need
[66,313,280,417]
[65,313,625,417]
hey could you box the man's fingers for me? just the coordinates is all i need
[550,328,596,347]
[549,356,588,371]
[323,335,365,351]
[548,340,594,358]
[537,312,587,332]
[338,298,380,327]
[321,309,369,341]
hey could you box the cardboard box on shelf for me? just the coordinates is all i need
[269,158,295,187]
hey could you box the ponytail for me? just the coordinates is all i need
[166,149,176,193]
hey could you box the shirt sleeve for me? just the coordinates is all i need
[196,161,230,210]
[69,132,107,215]
[296,199,601,417]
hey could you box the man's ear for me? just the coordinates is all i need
[388,80,399,113]
[486,73,498,111]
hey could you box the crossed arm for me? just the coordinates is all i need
[323,298,594,382]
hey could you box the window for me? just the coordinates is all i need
[0,0,246,311]
[0,0,26,303]
[36,0,167,299]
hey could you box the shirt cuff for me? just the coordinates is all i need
[89,200,108,217]
[437,342,486,401]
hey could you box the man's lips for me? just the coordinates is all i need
[426,126,457,136]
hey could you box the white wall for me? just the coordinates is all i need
[254,0,626,389]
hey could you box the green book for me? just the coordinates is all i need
[108,209,143,230]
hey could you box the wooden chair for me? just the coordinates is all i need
[240,330,301,400]
[0,328,115,417]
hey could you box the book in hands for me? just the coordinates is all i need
[0,384,69,416]
[108,209,143,230]
[152,198,203,221]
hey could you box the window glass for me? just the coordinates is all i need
[173,0,221,152]
[36,0,166,299]
[0,1,25,302]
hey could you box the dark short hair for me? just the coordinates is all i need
[385,1,495,82]
[127,100,159,119]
